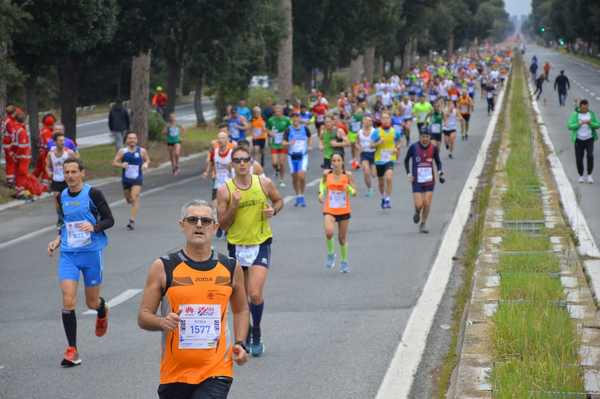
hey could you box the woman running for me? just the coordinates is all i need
[443,101,460,158]
[162,113,184,175]
[319,153,357,273]
[357,116,376,197]
[251,106,267,166]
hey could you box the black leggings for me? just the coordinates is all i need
[158,377,233,399]
[487,97,495,113]
[575,138,594,176]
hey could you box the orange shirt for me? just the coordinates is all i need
[457,95,473,114]
[323,172,351,215]
[250,117,267,140]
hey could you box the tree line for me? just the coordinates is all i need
[0,0,511,149]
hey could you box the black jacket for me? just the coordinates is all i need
[108,105,130,132]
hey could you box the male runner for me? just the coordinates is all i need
[138,200,249,399]
[266,105,291,187]
[457,90,474,139]
[112,132,150,230]
[283,112,312,207]
[47,158,114,367]
[217,146,284,356]
[46,132,76,207]
[371,111,402,209]
[413,94,433,134]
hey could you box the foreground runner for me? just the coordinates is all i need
[372,112,402,209]
[217,146,284,357]
[47,158,114,367]
[319,153,356,273]
[112,132,150,230]
[138,200,249,399]
[283,112,312,207]
[404,130,445,233]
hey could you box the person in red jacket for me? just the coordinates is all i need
[151,86,168,120]
[3,104,17,187]
[14,112,46,198]
[33,113,56,184]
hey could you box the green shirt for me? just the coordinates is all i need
[350,113,363,133]
[413,102,433,124]
[322,129,338,160]
[266,116,291,149]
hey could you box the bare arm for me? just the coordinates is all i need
[230,263,249,343]
[45,152,53,178]
[141,148,150,169]
[112,149,126,168]
[138,259,170,331]
[216,185,239,231]
[261,176,284,216]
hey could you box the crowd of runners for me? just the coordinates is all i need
[1,45,512,398]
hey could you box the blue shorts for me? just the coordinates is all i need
[227,238,272,269]
[360,152,375,165]
[288,154,308,174]
[58,250,104,286]
[412,183,434,193]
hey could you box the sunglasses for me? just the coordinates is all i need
[183,216,215,226]
[232,157,252,164]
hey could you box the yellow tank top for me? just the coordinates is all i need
[225,175,272,245]
[375,127,397,163]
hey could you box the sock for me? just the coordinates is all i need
[62,309,77,348]
[96,297,106,319]
[326,237,335,255]
[340,243,349,262]
[249,302,264,339]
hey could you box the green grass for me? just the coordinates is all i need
[0,168,16,203]
[498,252,560,274]
[502,231,551,252]
[499,273,563,302]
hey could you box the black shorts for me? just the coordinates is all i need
[417,123,427,134]
[122,181,142,190]
[323,213,351,222]
[212,188,218,201]
[315,120,325,131]
[227,238,272,268]
[461,113,471,122]
[412,183,434,193]
[360,152,375,165]
[443,129,456,136]
[253,139,266,149]
[431,133,442,142]
[50,180,68,193]
[376,162,394,177]
[158,377,233,399]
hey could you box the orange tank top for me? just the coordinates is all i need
[159,250,236,385]
[323,172,351,215]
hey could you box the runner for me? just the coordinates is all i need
[227,109,249,144]
[152,87,168,120]
[568,99,600,183]
[442,101,460,159]
[399,96,414,144]
[349,106,364,170]
[216,146,284,357]
[404,129,445,233]
[554,70,570,107]
[429,101,444,147]
[484,80,497,115]
[457,90,474,140]
[163,113,184,175]
[251,106,267,166]
[46,132,76,212]
[47,158,114,367]
[413,94,433,134]
[266,105,291,187]
[372,111,402,209]
[137,200,249,399]
[112,132,150,230]
[319,115,349,171]
[283,112,312,207]
[357,116,377,197]
[319,153,356,273]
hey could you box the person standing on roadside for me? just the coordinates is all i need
[3,104,17,187]
[152,87,168,120]
[108,100,130,151]
[568,99,600,184]
[554,70,570,107]
[33,113,57,184]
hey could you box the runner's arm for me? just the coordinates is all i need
[89,188,115,232]
[230,263,250,343]
[216,185,237,231]
[404,146,413,174]
[141,148,150,169]
[45,152,53,178]
[261,176,284,215]
[111,149,126,168]
[138,259,168,331]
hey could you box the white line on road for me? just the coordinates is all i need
[82,289,142,315]
[375,78,507,399]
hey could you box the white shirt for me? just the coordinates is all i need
[578,113,593,140]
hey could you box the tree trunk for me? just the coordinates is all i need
[130,50,151,145]
[166,58,180,115]
[193,75,206,127]
[58,56,81,141]
[350,54,364,84]
[276,0,293,101]
[448,32,455,58]
[321,65,331,92]
[376,56,384,79]
[25,75,39,162]
[364,46,375,82]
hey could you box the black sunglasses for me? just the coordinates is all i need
[183,216,215,226]
[232,157,252,164]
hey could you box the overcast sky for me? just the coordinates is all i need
[505,0,531,16]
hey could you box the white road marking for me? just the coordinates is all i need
[375,74,508,399]
[596,97,600,102]
[82,289,142,315]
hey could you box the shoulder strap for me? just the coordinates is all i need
[160,251,183,295]
[217,252,236,281]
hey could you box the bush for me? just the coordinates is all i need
[148,111,166,142]
[330,73,349,96]
[247,87,277,108]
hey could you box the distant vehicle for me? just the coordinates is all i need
[250,75,271,89]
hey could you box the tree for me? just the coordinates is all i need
[277,0,293,101]
[0,1,28,116]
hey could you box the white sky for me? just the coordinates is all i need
[505,0,531,16]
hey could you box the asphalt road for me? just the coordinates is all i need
[526,44,600,246]
[0,93,497,399]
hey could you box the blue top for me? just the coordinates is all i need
[237,106,252,122]
[121,146,143,185]
[60,184,108,252]
[227,117,246,141]
[285,125,311,155]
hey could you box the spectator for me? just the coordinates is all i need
[108,100,130,151]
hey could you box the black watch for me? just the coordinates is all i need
[235,341,249,353]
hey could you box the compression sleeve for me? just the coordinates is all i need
[433,146,442,172]
[404,145,413,174]
[89,188,115,232]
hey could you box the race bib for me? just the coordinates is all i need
[169,127,179,137]
[235,244,260,267]
[290,139,306,154]
[125,164,139,179]
[179,304,221,350]
[229,127,240,139]
[351,121,361,132]
[215,168,230,186]
[380,150,393,163]
[417,166,433,183]
[316,115,324,122]
[328,190,347,209]
[66,221,91,248]
[430,123,441,133]
[451,95,458,101]
[273,131,284,144]
[53,165,64,182]
[253,127,262,138]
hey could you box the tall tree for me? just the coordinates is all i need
[277,0,293,101]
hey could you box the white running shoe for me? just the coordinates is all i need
[588,175,594,184]
[579,176,585,183]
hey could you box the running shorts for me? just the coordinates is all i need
[58,250,103,287]
[461,113,471,122]
[158,378,233,399]
[431,133,442,142]
[376,162,394,177]
[442,129,456,136]
[227,238,272,269]
[323,213,351,222]
[412,183,434,193]
[271,148,287,155]
[253,139,266,149]
[288,154,308,173]
[50,180,68,193]
[360,152,375,165]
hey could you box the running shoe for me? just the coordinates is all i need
[588,175,594,184]
[173,166,180,176]
[325,253,336,269]
[293,197,300,207]
[579,176,585,183]
[279,180,286,188]
[340,261,350,273]
[126,220,135,231]
[351,160,360,170]
[419,223,429,234]
[95,306,109,337]
[246,323,253,346]
[366,188,373,198]
[413,210,421,224]
[449,153,453,159]
[61,346,82,367]
[299,196,307,207]
[250,340,265,357]
[384,199,392,209]
[380,198,386,209]
[465,134,469,140]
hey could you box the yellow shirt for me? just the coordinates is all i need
[225,175,272,245]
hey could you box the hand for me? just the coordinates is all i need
[159,312,180,332]
[142,163,149,171]
[318,143,324,151]
[407,175,414,183]
[439,172,446,184]
[121,162,129,169]
[263,205,275,218]
[77,221,95,233]
[318,194,324,203]
[233,344,249,365]
[48,237,60,256]
[231,189,241,205]
[202,170,209,179]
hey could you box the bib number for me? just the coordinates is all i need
[430,123,441,133]
[169,127,179,137]
[125,164,139,180]
[53,165,64,182]
[290,140,305,154]
[380,150,393,163]
[235,245,260,267]
[253,127,262,138]
[215,168,230,187]
[417,166,433,183]
[179,304,221,350]
[328,190,347,209]
[273,131,284,145]
[66,221,91,248]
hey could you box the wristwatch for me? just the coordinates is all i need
[235,340,249,354]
